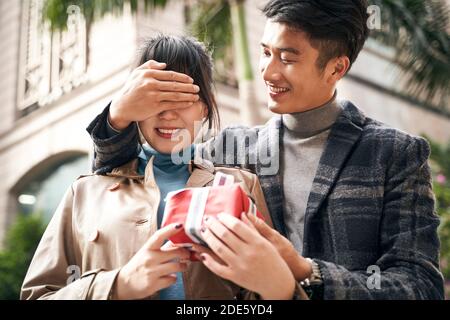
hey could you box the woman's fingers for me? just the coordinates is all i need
[203,217,243,253]
[191,244,226,265]
[153,261,188,278]
[200,226,236,264]
[146,223,184,250]
[215,213,259,244]
[199,253,231,280]
[152,274,178,293]
[157,247,191,264]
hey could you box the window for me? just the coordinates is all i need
[17,155,89,222]
[17,0,87,115]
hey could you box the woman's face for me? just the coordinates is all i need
[138,101,207,154]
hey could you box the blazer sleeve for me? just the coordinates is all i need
[313,136,444,299]
[86,103,140,174]
[20,186,120,300]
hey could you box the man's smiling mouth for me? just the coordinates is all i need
[268,85,290,93]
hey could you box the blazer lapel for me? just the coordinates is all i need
[303,101,366,255]
[256,116,288,236]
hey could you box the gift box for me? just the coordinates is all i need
[161,183,265,249]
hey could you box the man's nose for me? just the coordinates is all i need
[260,57,282,82]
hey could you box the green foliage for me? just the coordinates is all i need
[426,136,450,280]
[188,0,237,85]
[42,0,168,30]
[188,1,232,62]
[0,214,46,300]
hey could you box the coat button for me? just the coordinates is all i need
[88,229,99,242]
[108,182,120,191]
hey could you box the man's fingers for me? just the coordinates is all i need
[144,69,194,83]
[156,92,200,103]
[156,81,200,93]
[157,101,195,111]
[138,59,167,70]
[245,212,274,239]
[146,223,184,250]
[241,212,258,231]
[157,101,200,115]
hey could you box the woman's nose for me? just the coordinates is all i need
[158,110,178,120]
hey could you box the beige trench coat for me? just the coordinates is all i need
[21,157,307,300]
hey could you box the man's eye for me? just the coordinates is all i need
[262,50,271,57]
[281,58,293,64]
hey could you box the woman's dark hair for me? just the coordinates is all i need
[262,0,370,72]
[137,34,220,130]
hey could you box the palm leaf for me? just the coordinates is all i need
[371,0,450,109]
[188,0,232,62]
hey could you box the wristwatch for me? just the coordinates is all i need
[300,258,323,299]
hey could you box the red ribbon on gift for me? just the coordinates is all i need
[161,183,265,246]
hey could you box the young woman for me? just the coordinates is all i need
[20,35,303,300]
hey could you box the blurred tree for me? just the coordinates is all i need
[427,137,450,282]
[371,0,449,110]
[0,214,46,299]
[189,0,263,125]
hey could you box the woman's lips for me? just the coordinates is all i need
[155,128,182,139]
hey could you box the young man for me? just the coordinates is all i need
[86,0,444,299]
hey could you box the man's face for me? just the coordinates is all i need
[259,21,334,114]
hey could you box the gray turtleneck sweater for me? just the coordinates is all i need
[281,93,342,256]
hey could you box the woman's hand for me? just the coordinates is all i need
[243,212,312,282]
[113,223,191,300]
[109,60,200,130]
[192,213,296,300]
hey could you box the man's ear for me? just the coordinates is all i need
[328,56,350,82]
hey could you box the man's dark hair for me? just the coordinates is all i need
[262,0,370,72]
[138,34,220,130]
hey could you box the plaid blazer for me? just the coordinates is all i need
[87,101,444,299]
